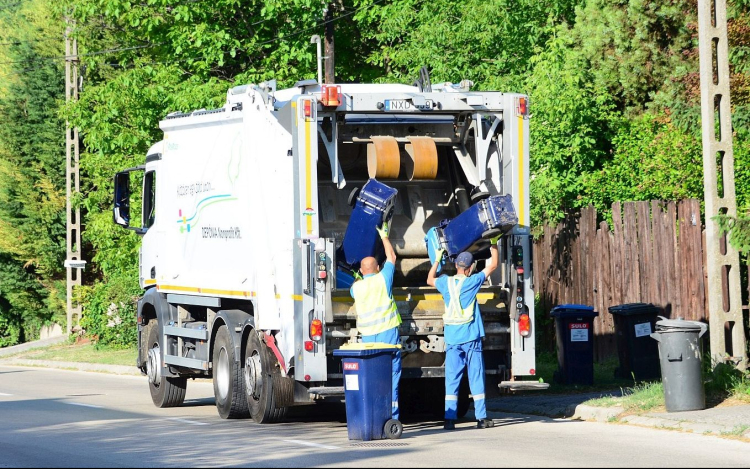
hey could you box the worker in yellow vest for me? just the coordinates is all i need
[427,237,500,430]
[350,223,402,419]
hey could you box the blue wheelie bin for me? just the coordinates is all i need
[333,343,402,441]
[337,179,398,272]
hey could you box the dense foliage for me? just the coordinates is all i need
[0,0,748,346]
[0,0,66,345]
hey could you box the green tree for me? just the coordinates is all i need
[0,0,66,345]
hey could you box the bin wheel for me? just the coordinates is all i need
[347,187,361,207]
[470,189,490,204]
[384,419,403,440]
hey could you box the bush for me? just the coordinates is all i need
[705,361,750,402]
[0,314,21,347]
[78,272,140,348]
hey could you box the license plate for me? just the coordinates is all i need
[384,99,434,111]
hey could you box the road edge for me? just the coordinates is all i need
[0,358,142,376]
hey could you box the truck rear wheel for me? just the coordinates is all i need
[245,332,287,423]
[146,320,187,408]
[212,325,250,419]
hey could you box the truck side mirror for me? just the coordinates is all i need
[113,171,131,227]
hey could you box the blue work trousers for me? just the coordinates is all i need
[445,338,486,420]
[362,327,401,420]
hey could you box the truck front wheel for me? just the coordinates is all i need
[212,325,250,419]
[146,320,187,408]
[245,332,287,423]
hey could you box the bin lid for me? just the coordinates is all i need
[550,304,598,318]
[608,303,659,316]
[655,317,708,335]
[332,342,401,357]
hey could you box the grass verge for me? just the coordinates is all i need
[584,362,750,414]
[2,343,137,367]
[584,381,665,413]
[705,362,750,404]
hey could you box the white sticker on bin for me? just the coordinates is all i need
[345,374,360,391]
[570,323,589,342]
[634,322,652,338]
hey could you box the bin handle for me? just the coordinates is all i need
[667,353,682,362]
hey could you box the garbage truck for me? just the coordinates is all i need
[112,78,538,423]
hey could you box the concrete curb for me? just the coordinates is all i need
[0,336,70,358]
[621,415,750,439]
[486,391,624,420]
[0,359,143,376]
[568,404,625,422]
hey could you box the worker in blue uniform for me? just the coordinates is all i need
[427,237,500,430]
[350,223,402,420]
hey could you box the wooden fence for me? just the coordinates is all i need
[533,199,707,360]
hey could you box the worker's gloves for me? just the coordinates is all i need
[435,248,445,263]
[490,235,501,245]
[352,270,363,281]
[376,222,390,239]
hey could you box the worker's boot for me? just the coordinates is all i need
[443,420,456,430]
[476,418,494,429]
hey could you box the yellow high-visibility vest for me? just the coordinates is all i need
[352,273,401,336]
[443,275,476,326]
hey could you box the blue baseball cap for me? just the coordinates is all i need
[455,252,474,268]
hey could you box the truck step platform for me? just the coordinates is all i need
[498,381,550,391]
[308,386,346,399]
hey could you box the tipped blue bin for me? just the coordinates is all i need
[337,179,397,271]
[333,343,402,441]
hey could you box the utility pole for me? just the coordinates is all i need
[698,0,748,369]
[324,2,335,83]
[64,17,82,336]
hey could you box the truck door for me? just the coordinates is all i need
[140,157,161,288]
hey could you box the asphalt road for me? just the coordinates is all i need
[0,365,748,468]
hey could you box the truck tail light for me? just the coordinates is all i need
[516,96,528,117]
[304,341,314,352]
[310,319,323,342]
[303,99,313,119]
[518,313,531,337]
[321,85,341,107]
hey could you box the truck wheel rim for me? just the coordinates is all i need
[245,352,263,400]
[147,344,161,385]
[216,347,230,401]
